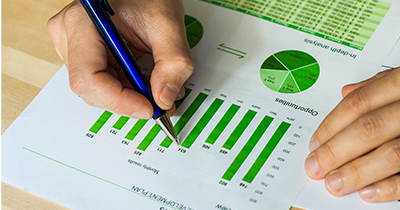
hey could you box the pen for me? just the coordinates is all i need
[79,0,179,144]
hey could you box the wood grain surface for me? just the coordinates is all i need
[1,0,304,209]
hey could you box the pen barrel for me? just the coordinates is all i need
[80,0,165,119]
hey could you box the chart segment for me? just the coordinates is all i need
[185,15,203,48]
[181,98,224,149]
[242,122,291,183]
[222,115,274,181]
[260,50,319,93]
[88,111,112,134]
[205,104,240,145]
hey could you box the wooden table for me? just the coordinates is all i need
[1,0,303,209]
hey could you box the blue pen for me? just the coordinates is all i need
[79,0,178,144]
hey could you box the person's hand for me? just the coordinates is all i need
[47,0,193,118]
[305,67,400,202]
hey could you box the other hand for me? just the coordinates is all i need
[305,67,400,202]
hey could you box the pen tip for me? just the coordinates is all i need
[154,113,179,145]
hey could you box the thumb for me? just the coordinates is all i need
[147,15,194,110]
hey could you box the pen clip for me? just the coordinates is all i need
[99,0,115,16]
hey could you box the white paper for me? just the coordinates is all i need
[3,0,400,210]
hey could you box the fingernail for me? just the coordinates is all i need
[360,184,375,200]
[160,84,179,107]
[176,91,183,101]
[326,171,342,193]
[309,137,320,152]
[131,111,150,119]
[305,154,320,177]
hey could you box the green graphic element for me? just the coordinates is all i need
[113,116,130,130]
[222,115,274,181]
[136,88,192,151]
[181,98,224,148]
[89,111,113,134]
[160,92,208,148]
[125,119,148,141]
[185,15,203,49]
[205,104,240,145]
[200,0,392,50]
[260,50,319,94]
[242,122,291,183]
[222,110,257,150]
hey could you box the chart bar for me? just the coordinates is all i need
[137,125,161,150]
[125,119,148,141]
[113,116,130,130]
[136,88,192,151]
[242,122,291,183]
[89,111,113,134]
[160,92,208,148]
[222,115,274,181]
[222,110,257,150]
[181,98,224,148]
[205,104,240,145]
[175,88,192,108]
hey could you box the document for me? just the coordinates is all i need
[3,0,400,209]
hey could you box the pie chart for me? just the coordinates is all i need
[260,50,320,93]
[185,15,203,49]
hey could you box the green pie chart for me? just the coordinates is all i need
[260,50,320,93]
[185,15,203,49]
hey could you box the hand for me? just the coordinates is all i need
[305,67,400,202]
[47,0,193,118]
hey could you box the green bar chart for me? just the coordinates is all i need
[87,88,294,184]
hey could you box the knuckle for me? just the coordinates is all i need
[69,72,86,96]
[344,89,369,115]
[319,143,339,168]
[346,162,364,183]
[356,114,384,143]
[384,141,400,167]
[47,15,59,38]
[62,3,85,31]
[381,176,400,199]
[168,56,195,79]
[319,121,337,140]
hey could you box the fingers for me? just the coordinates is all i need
[323,138,400,197]
[48,1,154,118]
[310,68,400,151]
[359,174,400,203]
[305,101,400,180]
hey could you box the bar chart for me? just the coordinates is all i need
[86,87,298,185]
